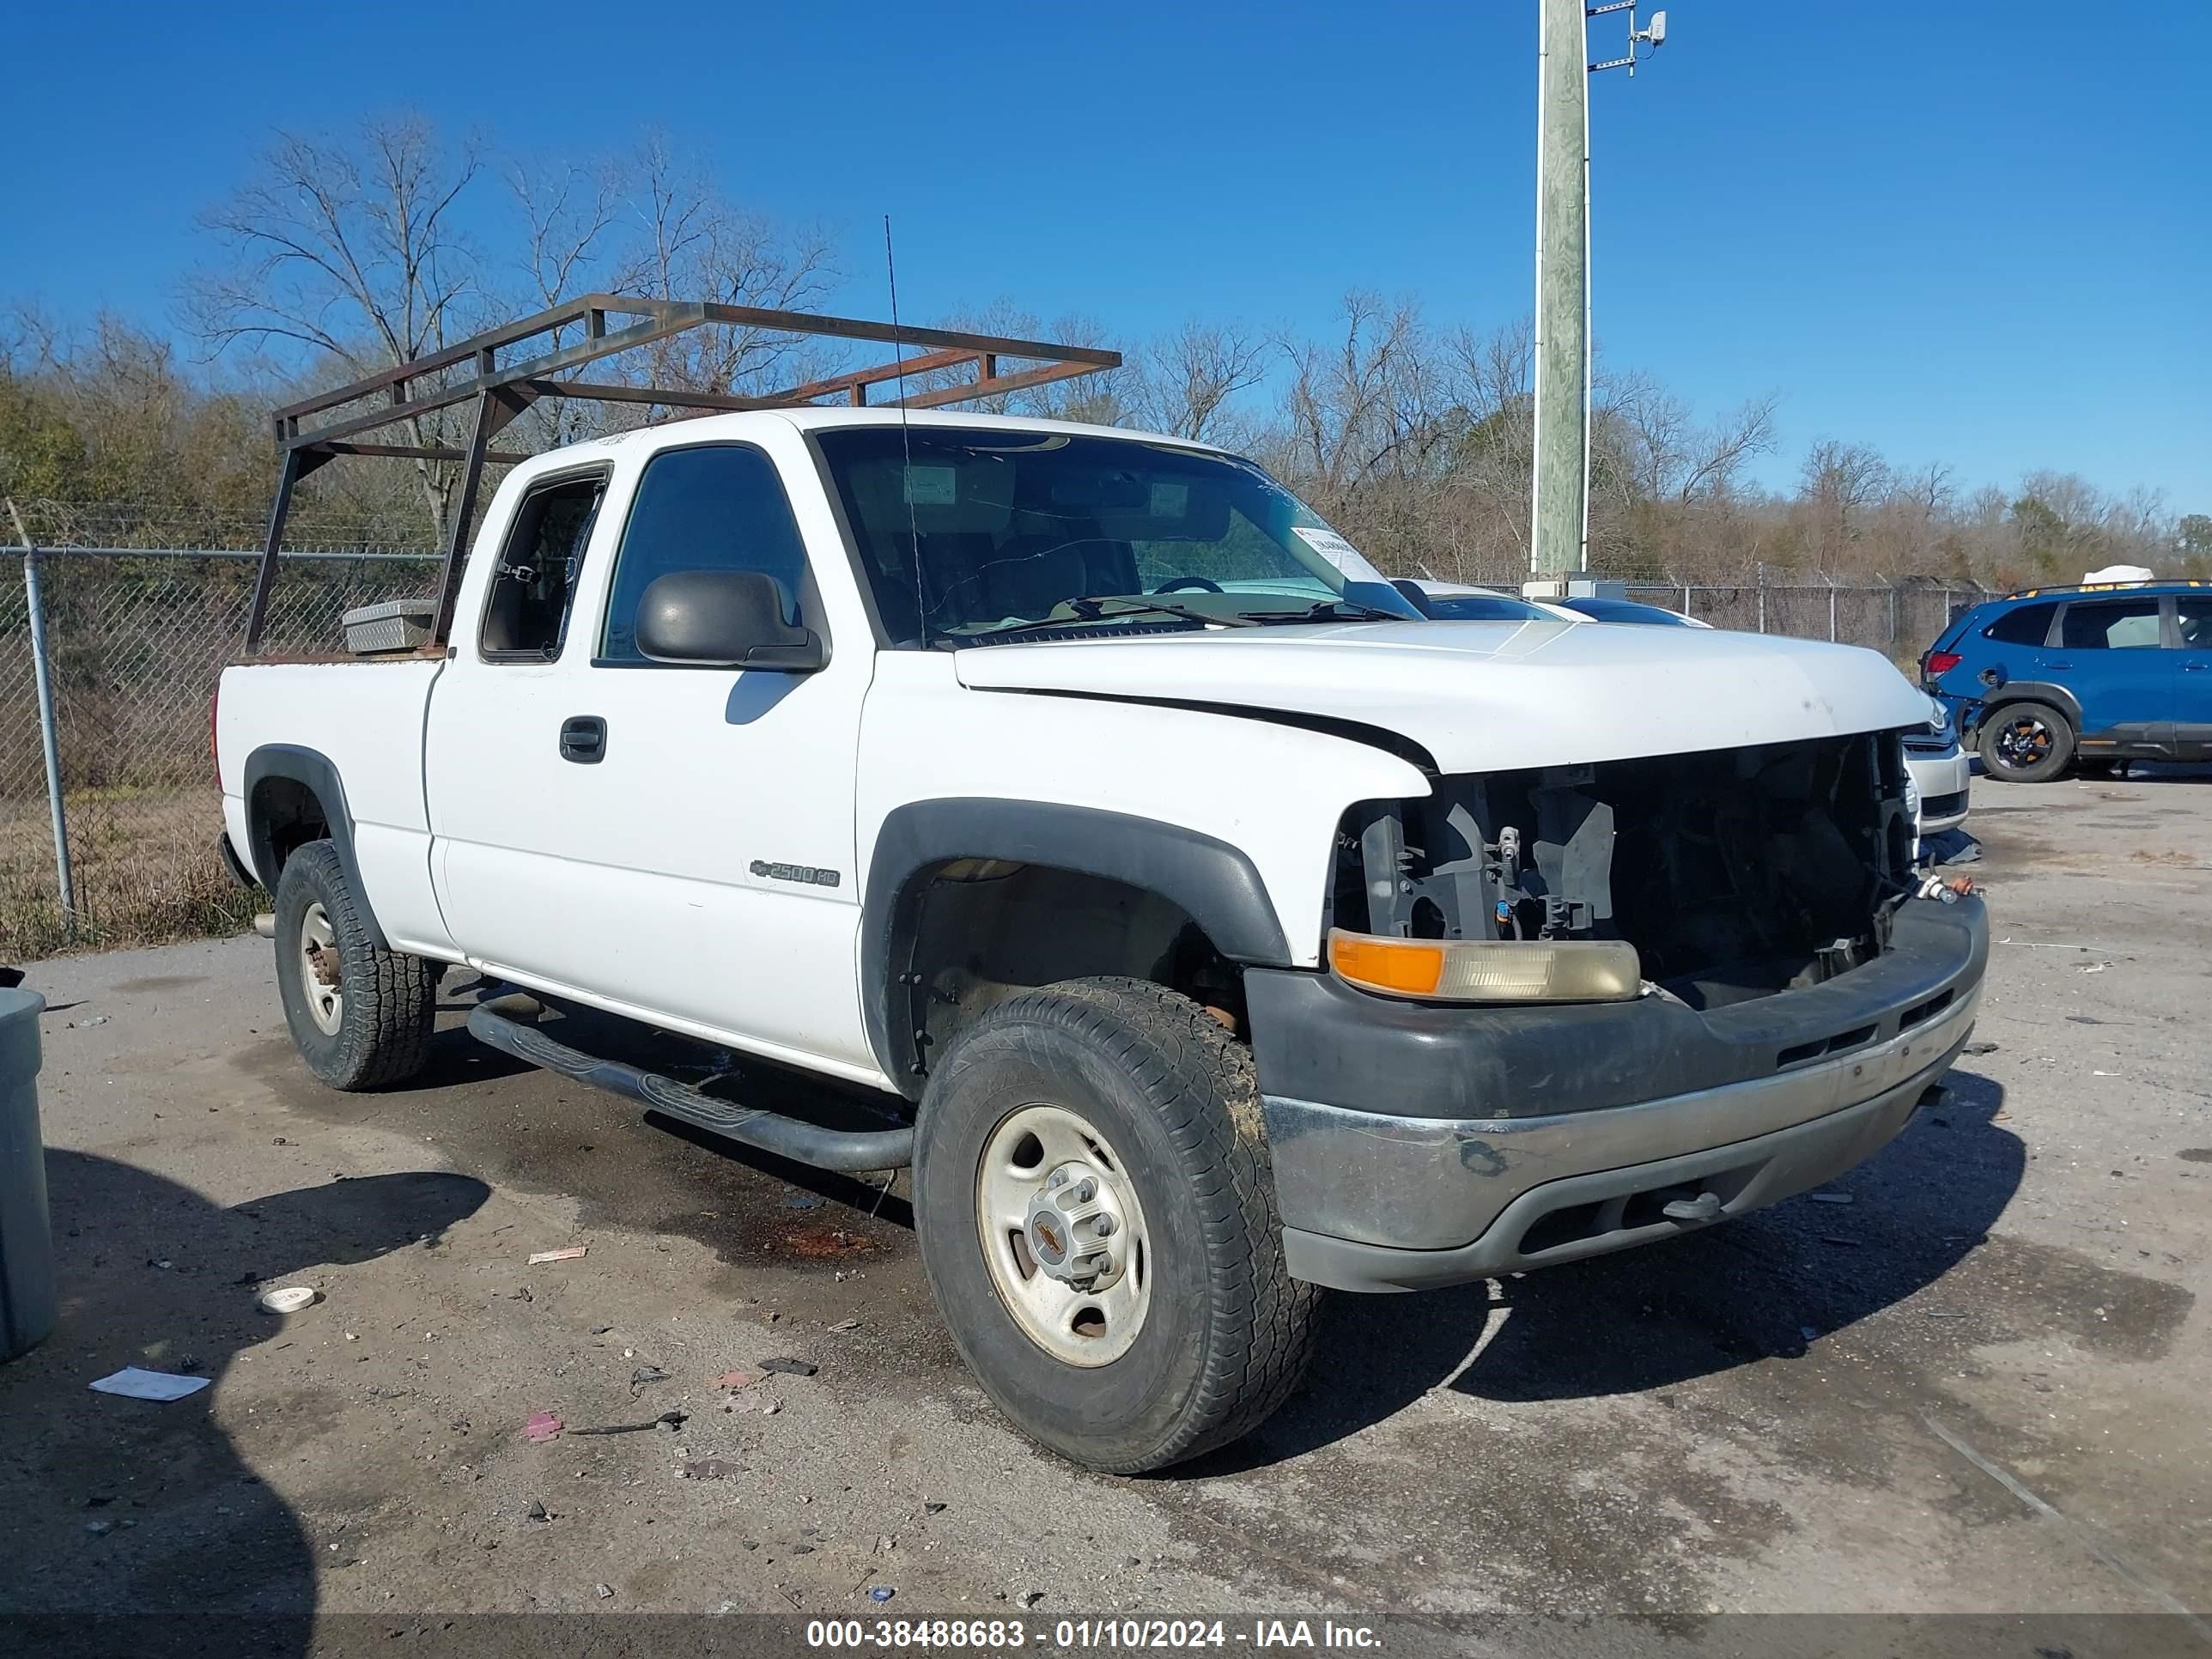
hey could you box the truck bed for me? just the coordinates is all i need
[217,657,454,959]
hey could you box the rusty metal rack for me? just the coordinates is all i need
[241,293,1121,652]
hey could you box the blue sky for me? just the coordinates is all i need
[3,1,2204,507]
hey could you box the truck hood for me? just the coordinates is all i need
[951,620,1931,774]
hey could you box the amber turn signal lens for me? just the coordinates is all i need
[1326,932,1445,995]
[1328,928,1641,1004]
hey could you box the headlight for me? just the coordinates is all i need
[1925,696,1950,739]
[1328,928,1642,1003]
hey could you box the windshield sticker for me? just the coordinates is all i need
[1148,481,1189,520]
[1291,525,1362,566]
[902,465,957,507]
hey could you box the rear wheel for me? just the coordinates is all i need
[273,841,439,1091]
[911,977,1320,1473]
[1978,700,2075,783]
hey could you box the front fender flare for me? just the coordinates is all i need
[861,799,1292,1095]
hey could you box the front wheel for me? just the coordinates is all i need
[273,841,440,1091]
[911,978,1320,1473]
[1978,700,2075,783]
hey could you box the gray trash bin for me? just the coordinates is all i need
[0,987,55,1361]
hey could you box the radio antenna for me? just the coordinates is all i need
[884,215,930,648]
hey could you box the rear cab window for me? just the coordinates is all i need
[479,472,608,660]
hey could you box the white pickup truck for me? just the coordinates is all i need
[217,407,1986,1472]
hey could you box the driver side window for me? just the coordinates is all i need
[599,445,813,663]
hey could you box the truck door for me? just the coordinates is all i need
[425,433,881,1082]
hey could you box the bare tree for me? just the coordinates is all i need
[1798,438,1893,570]
[1134,321,1268,442]
[614,135,842,398]
[188,114,487,539]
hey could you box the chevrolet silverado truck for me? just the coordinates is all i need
[216,407,1986,1472]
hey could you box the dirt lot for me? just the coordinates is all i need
[1,770,2208,1654]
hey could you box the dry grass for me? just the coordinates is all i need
[0,790,261,959]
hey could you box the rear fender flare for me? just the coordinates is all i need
[241,744,388,949]
[1967,680,2082,738]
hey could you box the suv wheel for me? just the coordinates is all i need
[911,977,1320,1473]
[1978,700,2075,784]
[273,841,440,1091]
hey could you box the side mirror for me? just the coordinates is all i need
[1389,578,1437,617]
[635,569,824,672]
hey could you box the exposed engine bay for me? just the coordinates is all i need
[1329,732,1918,1009]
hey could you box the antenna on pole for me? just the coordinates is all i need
[1527,0,1668,599]
[884,214,932,649]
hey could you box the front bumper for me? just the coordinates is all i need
[1247,896,1986,1292]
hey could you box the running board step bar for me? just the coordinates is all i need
[465,1006,914,1173]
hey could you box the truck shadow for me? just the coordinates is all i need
[1211,1071,2021,1469]
[0,1153,487,1652]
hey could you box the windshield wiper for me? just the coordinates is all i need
[956,597,1256,641]
[1235,598,1412,624]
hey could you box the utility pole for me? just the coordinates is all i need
[1528,1,1666,594]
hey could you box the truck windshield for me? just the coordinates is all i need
[811,427,1422,645]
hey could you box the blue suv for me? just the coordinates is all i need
[1922,581,2212,781]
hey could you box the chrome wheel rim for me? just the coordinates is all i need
[975,1103,1151,1366]
[298,902,343,1035]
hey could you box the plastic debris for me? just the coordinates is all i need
[86,1521,114,1538]
[1019,1591,1046,1609]
[870,1587,896,1603]
[728,1395,781,1416]
[524,1412,563,1443]
[783,1194,824,1211]
[759,1357,817,1377]
[1807,1193,1854,1206]
[89,1367,210,1402]
[828,1319,860,1333]
[1963,1041,1999,1056]
[629,1366,672,1388]
[923,1502,946,1515]
[714,1369,763,1390]
[526,1501,552,1522]
[569,1411,688,1437]
[258,1285,319,1314]
[596,1583,615,1600]
[527,1247,588,1265]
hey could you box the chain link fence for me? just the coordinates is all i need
[1,546,442,959]
[0,544,1991,960]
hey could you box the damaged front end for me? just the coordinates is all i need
[1327,731,1919,1010]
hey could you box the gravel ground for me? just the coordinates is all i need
[0,768,2206,1653]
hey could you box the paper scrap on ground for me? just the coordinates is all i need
[524,1411,563,1443]
[89,1367,210,1402]
[526,1246,587,1265]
